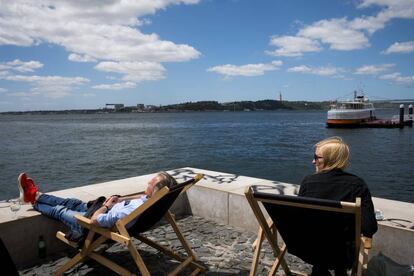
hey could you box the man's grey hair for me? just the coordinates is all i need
[152,171,178,195]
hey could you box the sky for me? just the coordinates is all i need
[0,0,413,112]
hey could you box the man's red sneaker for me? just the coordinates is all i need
[18,173,38,204]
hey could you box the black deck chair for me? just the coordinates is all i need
[245,185,372,276]
[55,174,206,276]
[0,237,19,276]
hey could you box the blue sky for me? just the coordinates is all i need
[0,0,413,112]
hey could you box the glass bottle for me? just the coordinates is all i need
[38,235,46,258]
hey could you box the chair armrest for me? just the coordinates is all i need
[361,236,372,249]
[74,214,129,244]
[74,214,94,228]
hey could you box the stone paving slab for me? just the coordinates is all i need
[19,216,311,276]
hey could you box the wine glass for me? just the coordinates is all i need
[9,199,21,219]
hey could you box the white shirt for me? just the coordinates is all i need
[96,196,148,228]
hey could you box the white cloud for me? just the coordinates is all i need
[267,0,414,56]
[354,0,414,33]
[95,61,166,82]
[0,87,7,92]
[0,1,201,62]
[267,36,322,57]
[358,1,414,18]
[355,64,394,75]
[93,82,136,90]
[0,0,201,91]
[298,18,370,50]
[82,93,96,97]
[7,91,34,97]
[0,59,43,73]
[1,74,89,98]
[379,72,414,85]
[349,15,387,34]
[267,19,370,57]
[287,65,346,77]
[68,53,97,62]
[287,65,312,74]
[207,61,282,77]
[0,100,12,105]
[384,41,414,54]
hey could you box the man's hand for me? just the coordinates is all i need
[91,195,119,225]
[104,195,120,210]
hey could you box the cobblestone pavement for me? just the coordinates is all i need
[20,216,311,275]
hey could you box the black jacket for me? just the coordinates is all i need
[299,169,378,238]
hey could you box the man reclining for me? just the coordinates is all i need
[18,171,177,240]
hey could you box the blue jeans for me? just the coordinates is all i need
[34,194,88,234]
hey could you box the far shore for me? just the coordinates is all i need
[2,99,412,115]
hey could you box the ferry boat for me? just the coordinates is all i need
[327,91,376,127]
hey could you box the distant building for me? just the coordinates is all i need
[105,104,124,111]
[145,105,157,110]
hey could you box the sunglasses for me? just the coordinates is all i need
[314,153,323,160]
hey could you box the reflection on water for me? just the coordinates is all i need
[0,110,413,203]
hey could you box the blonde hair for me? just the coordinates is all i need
[152,171,178,195]
[315,136,350,172]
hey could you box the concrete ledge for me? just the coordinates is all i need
[1,167,413,267]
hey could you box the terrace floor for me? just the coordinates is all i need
[19,215,311,275]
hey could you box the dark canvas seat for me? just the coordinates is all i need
[0,238,18,276]
[245,185,372,276]
[55,174,206,276]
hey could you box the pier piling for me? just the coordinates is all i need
[399,104,404,127]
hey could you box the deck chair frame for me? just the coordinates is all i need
[55,174,206,276]
[245,185,372,276]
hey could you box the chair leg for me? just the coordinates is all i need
[168,256,194,276]
[136,234,205,272]
[54,252,85,276]
[268,243,288,276]
[189,268,202,276]
[165,211,197,260]
[127,241,151,276]
[355,241,370,276]
[54,230,101,276]
[250,227,265,276]
[253,217,273,250]
[164,211,206,274]
[246,191,291,276]
[280,253,291,276]
[89,252,132,276]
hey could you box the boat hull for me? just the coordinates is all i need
[327,119,405,128]
[327,107,376,127]
[327,109,375,120]
[327,119,370,124]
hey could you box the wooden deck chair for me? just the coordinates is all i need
[245,185,372,276]
[55,174,206,276]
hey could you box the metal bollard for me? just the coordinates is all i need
[399,104,404,127]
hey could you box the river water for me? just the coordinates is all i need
[1,110,413,203]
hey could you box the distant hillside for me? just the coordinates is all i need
[159,100,330,111]
[2,98,411,114]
